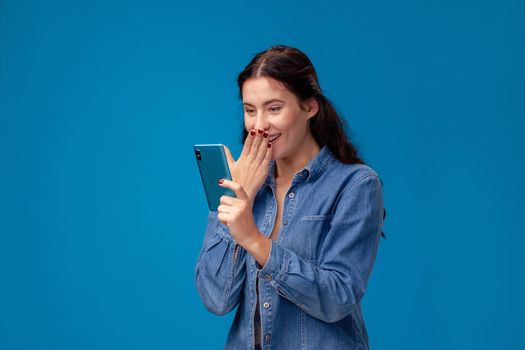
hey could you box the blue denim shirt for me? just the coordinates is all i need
[195,145,384,350]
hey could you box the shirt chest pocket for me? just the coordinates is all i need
[286,214,332,262]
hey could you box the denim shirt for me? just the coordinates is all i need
[195,145,384,350]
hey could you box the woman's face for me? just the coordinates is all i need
[242,76,318,161]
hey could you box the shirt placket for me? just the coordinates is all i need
[256,180,300,349]
[253,188,277,350]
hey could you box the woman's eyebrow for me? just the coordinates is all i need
[243,99,286,107]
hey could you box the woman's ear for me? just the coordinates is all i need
[305,97,319,119]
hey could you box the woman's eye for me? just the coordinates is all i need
[245,109,255,114]
[270,106,281,112]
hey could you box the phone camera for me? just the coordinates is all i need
[195,149,202,161]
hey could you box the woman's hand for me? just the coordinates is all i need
[223,129,272,203]
[217,179,262,249]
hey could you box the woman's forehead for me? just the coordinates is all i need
[242,77,291,102]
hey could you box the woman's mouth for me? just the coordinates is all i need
[269,133,281,143]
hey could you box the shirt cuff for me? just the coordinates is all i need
[215,222,235,243]
[256,240,287,285]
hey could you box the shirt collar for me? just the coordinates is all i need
[264,145,335,187]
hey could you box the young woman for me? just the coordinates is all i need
[195,45,385,350]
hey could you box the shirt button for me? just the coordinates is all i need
[263,302,270,309]
[283,220,288,226]
[265,334,271,342]
[288,192,295,199]
[265,274,272,282]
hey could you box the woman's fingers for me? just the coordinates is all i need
[217,204,231,214]
[255,135,270,163]
[250,128,264,159]
[217,212,231,225]
[219,194,240,206]
[228,129,271,202]
[240,129,256,159]
[253,129,271,162]
[218,179,249,200]
[223,145,235,171]
[262,140,272,167]
[240,128,270,166]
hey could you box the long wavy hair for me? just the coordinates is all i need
[237,44,364,165]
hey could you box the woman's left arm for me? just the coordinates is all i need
[249,174,385,323]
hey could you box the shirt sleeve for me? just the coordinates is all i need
[256,173,384,323]
[194,210,247,316]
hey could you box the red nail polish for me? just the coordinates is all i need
[218,179,224,184]
[267,142,271,148]
[263,132,268,138]
[250,130,256,136]
[258,129,263,134]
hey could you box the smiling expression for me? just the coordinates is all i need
[242,76,318,161]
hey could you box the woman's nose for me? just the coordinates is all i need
[254,115,270,131]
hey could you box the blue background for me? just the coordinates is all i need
[1,0,524,349]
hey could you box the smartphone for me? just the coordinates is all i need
[194,144,236,211]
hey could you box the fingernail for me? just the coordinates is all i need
[267,142,271,148]
[218,179,224,184]
[258,129,263,134]
[263,132,268,138]
[250,130,256,136]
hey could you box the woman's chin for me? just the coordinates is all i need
[269,146,280,160]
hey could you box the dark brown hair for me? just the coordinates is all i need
[237,45,365,165]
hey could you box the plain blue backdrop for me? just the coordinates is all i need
[1,0,524,349]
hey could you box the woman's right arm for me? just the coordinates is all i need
[194,210,248,316]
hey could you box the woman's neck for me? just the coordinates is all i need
[274,134,320,181]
